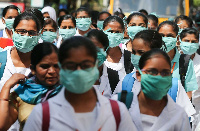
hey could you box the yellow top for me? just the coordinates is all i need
[10,92,35,131]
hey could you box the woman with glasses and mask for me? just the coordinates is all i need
[113,30,195,121]
[0,12,42,92]
[0,42,61,131]
[24,36,136,131]
[119,49,191,130]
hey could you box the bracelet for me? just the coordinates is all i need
[0,98,10,102]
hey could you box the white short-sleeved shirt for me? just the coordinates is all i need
[113,73,196,118]
[0,47,31,92]
[23,87,137,131]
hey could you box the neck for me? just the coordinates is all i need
[11,47,31,67]
[138,91,167,116]
[168,48,176,61]
[78,28,90,36]
[65,88,97,112]
[107,46,122,57]
[126,40,132,52]
[5,28,12,39]
[191,53,195,60]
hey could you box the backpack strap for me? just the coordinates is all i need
[122,73,135,92]
[42,101,50,131]
[0,51,7,80]
[124,50,134,74]
[107,67,120,93]
[179,54,190,88]
[118,91,133,109]
[167,77,178,102]
[0,30,3,38]
[109,99,121,130]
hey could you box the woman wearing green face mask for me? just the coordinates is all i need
[40,18,58,44]
[100,16,134,98]
[57,15,76,48]
[114,30,195,120]
[158,21,198,99]
[116,49,191,130]
[75,7,93,36]
[1,5,20,39]
[23,36,137,131]
[97,11,111,30]
[180,28,200,129]
[87,29,109,90]
[123,12,148,52]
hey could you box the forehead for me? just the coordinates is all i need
[129,16,145,23]
[44,24,54,29]
[132,38,151,50]
[104,21,123,30]
[61,19,74,26]
[182,34,197,40]
[159,24,174,33]
[99,13,110,20]
[144,56,171,69]
[63,46,95,63]
[15,20,37,30]
[5,9,18,17]
[77,11,89,17]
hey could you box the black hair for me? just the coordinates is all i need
[44,18,58,31]
[180,28,199,40]
[157,21,179,36]
[114,11,125,19]
[127,12,148,27]
[147,14,158,26]
[103,16,125,31]
[75,7,90,17]
[139,49,171,69]
[139,9,148,15]
[59,36,97,63]
[24,8,44,29]
[134,30,163,49]
[87,29,109,50]
[2,5,20,17]
[58,15,76,27]
[98,11,111,20]
[31,42,58,70]
[174,15,193,28]
[13,12,41,32]
[58,9,69,17]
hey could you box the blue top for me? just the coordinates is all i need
[171,48,198,92]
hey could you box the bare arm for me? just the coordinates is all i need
[0,73,26,131]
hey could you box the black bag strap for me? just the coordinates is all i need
[179,54,191,88]
[124,50,134,74]
[107,67,120,93]
[118,90,134,109]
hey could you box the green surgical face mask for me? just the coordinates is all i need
[59,28,76,40]
[162,37,177,53]
[97,47,107,67]
[41,31,57,43]
[59,65,99,94]
[131,54,141,69]
[12,31,39,53]
[3,18,15,30]
[97,20,104,30]
[104,31,124,48]
[180,41,199,55]
[127,26,147,39]
[121,38,130,44]
[139,69,172,100]
[76,18,91,31]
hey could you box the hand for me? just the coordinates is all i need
[4,73,27,88]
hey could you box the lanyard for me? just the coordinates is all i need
[171,62,176,73]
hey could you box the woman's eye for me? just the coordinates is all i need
[40,64,50,69]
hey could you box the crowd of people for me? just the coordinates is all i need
[0,4,200,131]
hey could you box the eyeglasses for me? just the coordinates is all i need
[15,29,38,36]
[61,60,95,70]
[141,68,171,77]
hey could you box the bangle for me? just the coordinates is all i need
[0,98,10,102]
